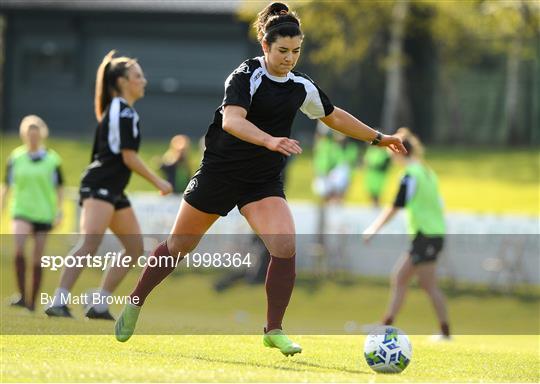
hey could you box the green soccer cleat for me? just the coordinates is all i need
[114,303,141,342]
[263,329,302,357]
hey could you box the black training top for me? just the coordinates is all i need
[81,97,141,193]
[202,57,334,183]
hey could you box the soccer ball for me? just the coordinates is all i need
[364,326,412,373]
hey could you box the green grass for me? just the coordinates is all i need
[1,135,538,215]
[1,263,539,382]
[2,334,539,382]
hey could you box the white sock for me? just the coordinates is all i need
[51,288,70,307]
[92,289,111,313]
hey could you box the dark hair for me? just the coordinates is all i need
[254,2,302,45]
[94,50,137,122]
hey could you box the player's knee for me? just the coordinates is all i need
[167,235,199,256]
[128,242,144,260]
[418,279,434,291]
[392,274,408,288]
[76,238,102,257]
[119,251,139,267]
[270,238,295,258]
[390,276,405,287]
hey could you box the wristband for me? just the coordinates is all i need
[370,131,383,146]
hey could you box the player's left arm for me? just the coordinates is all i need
[320,107,407,154]
[54,186,64,227]
[54,164,65,226]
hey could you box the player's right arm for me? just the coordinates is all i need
[222,106,302,157]
[362,207,399,243]
[1,158,13,212]
[0,184,9,212]
[362,174,412,243]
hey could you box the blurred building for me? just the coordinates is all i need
[0,0,260,138]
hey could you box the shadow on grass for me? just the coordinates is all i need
[168,351,369,375]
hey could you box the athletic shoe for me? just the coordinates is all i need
[45,305,73,318]
[81,288,100,312]
[429,334,452,342]
[263,329,302,356]
[8,294,25,308]
[85,306,115,321]
[115,303,141,342]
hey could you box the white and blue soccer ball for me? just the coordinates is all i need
[364,326,412,373]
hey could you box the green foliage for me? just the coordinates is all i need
[295,0,393,73]
[287,0,539,74]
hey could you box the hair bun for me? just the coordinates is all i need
[269,2,289,15]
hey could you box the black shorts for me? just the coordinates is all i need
[183,169,285,216]
[79,185,131,210]
[409,233,444,265]
[13,216,53,232]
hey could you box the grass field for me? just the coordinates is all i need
[2,334,539,382]
[1,264,539,382]
[1,135,538,215]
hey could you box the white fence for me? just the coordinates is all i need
[123,193,540,286]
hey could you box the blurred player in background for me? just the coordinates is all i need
[45,50,172,319]
[363,145,391,207]
[1,115,64,311]
[115,2,406,355]
[363,127,451,340]
[159,134,192,194]
[313,122,359,205]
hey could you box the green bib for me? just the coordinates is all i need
[364,147,391,195]
[314,137,359,175]
[404,162,445,236]
[8,146,61,223]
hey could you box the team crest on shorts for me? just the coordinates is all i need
[184,178,198,195]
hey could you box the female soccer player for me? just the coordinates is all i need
[45,50,172,319]
[363,145,392,207]
[1,115,63,311]
[159,135,192,194]
[115,2,406,354]
[363,127,451,339]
